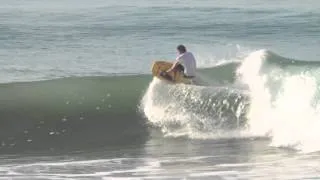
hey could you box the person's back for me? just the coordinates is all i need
[176,51,197,78]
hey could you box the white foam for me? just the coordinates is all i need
[238,49,320,153]
[141,75,249,139]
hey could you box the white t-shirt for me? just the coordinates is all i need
[176,52,197,77]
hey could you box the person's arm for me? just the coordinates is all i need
[166,54,183,73]
[166,61,180,73]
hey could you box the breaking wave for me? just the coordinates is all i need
[143,49,320,153]
[2,49,320,153]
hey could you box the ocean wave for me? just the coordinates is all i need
[2,49,320,153]
[0,60,241,153]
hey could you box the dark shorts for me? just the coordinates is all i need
[175,64,184,72]
[160,64,194,82]
[175,64,195,79]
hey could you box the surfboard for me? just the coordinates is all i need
[151,61,192,84]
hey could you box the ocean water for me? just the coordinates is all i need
[1,0,320,179]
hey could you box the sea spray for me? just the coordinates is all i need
[141,77,248,139]
[238,50,320,153]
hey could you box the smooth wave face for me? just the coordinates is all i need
[0,76,150,153]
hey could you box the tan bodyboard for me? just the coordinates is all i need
[151,61,191,84]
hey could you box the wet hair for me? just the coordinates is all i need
[177,44,186,53]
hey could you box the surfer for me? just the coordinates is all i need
[160,45,197,81]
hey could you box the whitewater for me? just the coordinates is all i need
[141,49,320,153]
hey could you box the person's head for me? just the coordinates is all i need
[177,44,186,54]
